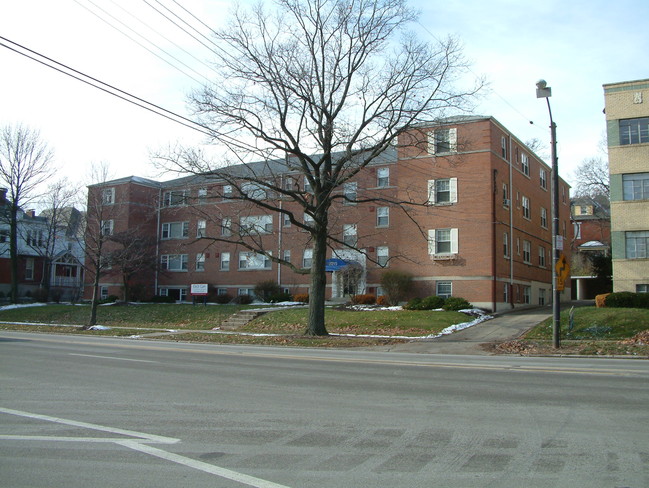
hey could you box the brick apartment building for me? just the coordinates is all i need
[603,78,649,293]
[85,116,571,312]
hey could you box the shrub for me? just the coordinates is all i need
[351,294,376,305]
[102,295,119,304]
[294,293,309,303]
[380,270,413,305]
[232,294,254,305]
[50,288,63,303]
[150,295,174,303]
[376,295,389,306]
[213,293,233,304]
[31,288,50,303]
[605,292,649,309]
[442,296,472,311]
[254,280,282,302]
[268,292,293,303]
[403,297,423,310]
[595,293,610,308]
[421,295,446,310]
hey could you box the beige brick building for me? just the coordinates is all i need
[85,116,571,311]
[603,79,649,293]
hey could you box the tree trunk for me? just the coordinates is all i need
[9,206,18,304]
[305,226,329,336]
[88,269,100,327]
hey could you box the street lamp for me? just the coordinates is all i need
[536,79,561,348]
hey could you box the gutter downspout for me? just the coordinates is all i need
[492,169,498,313]
[509,136,514,308]
[154,188,161,295]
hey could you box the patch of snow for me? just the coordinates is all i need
[88,325,111,330]
[0,303,47,311]
[348,305,404,311]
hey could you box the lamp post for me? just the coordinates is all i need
[536,79,560,348]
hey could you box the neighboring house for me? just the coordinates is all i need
[603,78,649,294]
[0,188,85,300]
[84,116,572,312]
[570,195,611,299]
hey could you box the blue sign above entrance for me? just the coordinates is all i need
[325,258,348,272]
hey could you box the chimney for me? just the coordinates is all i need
[26,209,36,218]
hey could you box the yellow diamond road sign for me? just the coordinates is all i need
[555,253,570,291]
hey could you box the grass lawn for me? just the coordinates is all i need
[494,306,649,357]
[0,303,474,347]
[0,303,248,330]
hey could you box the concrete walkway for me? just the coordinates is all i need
[378,306,554,355]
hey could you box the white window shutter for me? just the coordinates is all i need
[427,131,436,155]
[449,177,458,203]
[427,180,436,204]
[427,229,436,255]
[449,128,458,152]
[450,228,459,254]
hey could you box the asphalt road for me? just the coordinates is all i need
[1,331,648,488]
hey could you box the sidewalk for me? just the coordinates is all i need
[379,306,554,355]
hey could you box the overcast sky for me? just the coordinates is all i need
[1,0,647,189]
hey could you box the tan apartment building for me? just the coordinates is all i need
[604,79,649,293]
[85,116,571,311]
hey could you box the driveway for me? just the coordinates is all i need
[379,306,554,355]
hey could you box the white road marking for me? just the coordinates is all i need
[118,439,291,488]
[68,353,158,363]
[1,407,291,488]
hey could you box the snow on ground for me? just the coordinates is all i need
[0,303,47,311]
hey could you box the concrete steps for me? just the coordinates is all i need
[218,310,268,330]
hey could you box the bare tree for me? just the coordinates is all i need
[572,156,610,198]
[82,164,114,326]
[0,124,55,303]
[108,228,157,302]
[156,0,480,335]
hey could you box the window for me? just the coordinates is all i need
[523,286,531,304]
[377,246,389,267]
[25,257,34,280]
[303,177,312,193]
[428,228,458,256]
[102,187,115,205]
[523,240,531,264]
[428,128,457,154]
[376,207,389,227]
[436,281,452,299]
[161,222,189,239]
[574,221,582,240]
[220,252,230,271]
[238,252,271,270]
[240,215,273,235]
[377,167,389,187]
[242,182,267,200]
[501,136,508,159]
[223,185,233,198]
[282,213,291,227]
[626,231,649,259]
[195,253,205,271]
[539,246,546,267]
[637,284,649,293]
[427,178,458,205]
[522,196,530,220]
[516,237,520,255]
[620,117,649,145]
[238,288,255,297]
[163,190,188,207]
[623,173,649,200]
[343,224,357,247]
[217,288,229,296]
[197,220,206,238]
[26,230,44,247]
[540,168,547,189]
[521,153,530,176]
[100,220,114,236]
[503,184,510,207]
[304,213,314,226]
[161,254,188,271]
[539,288,546,306]
[503,283,509,304]
[503,232,509,258]
[0,229,7,243]
[540,207,548,228]
[302,249,313,268]
[283,249,291,263]
[100,286,109,301]
[344,182,357,204]
[221,218,232,237]
[198,188,207,202]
